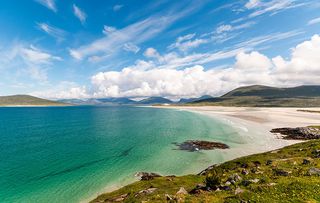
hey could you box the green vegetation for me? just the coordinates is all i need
[91,139,320,202]
[0,95,69,106]
[189,85,320,107]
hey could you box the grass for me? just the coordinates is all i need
[91,140,320,203]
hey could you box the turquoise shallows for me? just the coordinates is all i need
[0,106,240,202]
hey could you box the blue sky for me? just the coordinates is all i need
[0,0,320,99]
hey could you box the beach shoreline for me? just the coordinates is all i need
[89,106,320,202]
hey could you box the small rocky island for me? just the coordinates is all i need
[271,126,320,140]
[173,140,229,152]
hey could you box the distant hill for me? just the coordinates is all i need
[192,85,320,107]
[96,97,136,105]
[0,95,68,106]
[137,97,173,105]
[178,95,213,104]
[222,85,320,98]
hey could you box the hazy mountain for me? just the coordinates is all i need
[178,95,213,103]
[0,95,68,106]
[137,97,173,104]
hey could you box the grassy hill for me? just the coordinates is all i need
[192,85,320,107]
[91,139,320,203]
[0,95,69,106]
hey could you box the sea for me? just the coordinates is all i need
[0,106,258,202]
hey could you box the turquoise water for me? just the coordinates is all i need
[0,106,242,202]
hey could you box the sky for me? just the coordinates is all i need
[0,0,320,99]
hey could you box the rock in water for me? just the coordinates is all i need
[271,127,320,140]
[173,140,229,152]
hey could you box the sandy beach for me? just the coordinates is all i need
[154,106,320,155]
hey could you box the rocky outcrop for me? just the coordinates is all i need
[271,127,320,140]
[173,140,229,152]
[135,172,162,180]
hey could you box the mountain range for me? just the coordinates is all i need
[1,85,320,107]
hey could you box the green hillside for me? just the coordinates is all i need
[91,139,320,203]
[0,95,69,106]
[192,85,320,107]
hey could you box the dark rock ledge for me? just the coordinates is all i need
[173,140,229,152]
[271,127,320,140]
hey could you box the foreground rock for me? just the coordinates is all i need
[173,140,229,152]
[135,172,162,180]
[271,127,320,140]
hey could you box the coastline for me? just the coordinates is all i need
[90,106,320,202]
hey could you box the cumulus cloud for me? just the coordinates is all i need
[88,35,320,98]
[73,4,87,25]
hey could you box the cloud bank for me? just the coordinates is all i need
[42,34,320,99]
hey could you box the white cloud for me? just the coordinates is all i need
[216,25,233,34]
[103,26,117,35]
[113,4,124,11]
[73,4,87,25]
[245,0,308,18]
[88,34,320,98]
[35,0,57,12]
[20,45,61,65]
[69,6,197,61]
[308,17,320,25]
[123,43,140,53]
[37,23,66,41]
[31,81,89,99]
[168,33,207,52]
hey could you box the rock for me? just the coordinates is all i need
[220,185,231,191]
[235,187,244,195]
[135,187,157,197]
[250,178,260,183]
[308,168,320,176]
[241,180,251,186]
[266,160,273,165]
[241,163,248,168]
[271,127,320,140]
[189,184,206,194]
[302,159,311,165]
[312,150,320,158]
[111,194,128,202]
[135,172,161,180]
[176,187,188,195]
[253,161,261,166]
[267,183,276,186]
[241,169,249,175]
[273,169,290,176]
[198,165,216,176]
[225,181,231,186]
[228,174,242,183]
[173,140,229,152]
[165,194,173,201]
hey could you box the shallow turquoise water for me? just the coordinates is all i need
[0,106,241,202]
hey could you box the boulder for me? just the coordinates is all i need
[308,168,320,176]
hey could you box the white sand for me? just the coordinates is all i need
[154,106,320,162]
